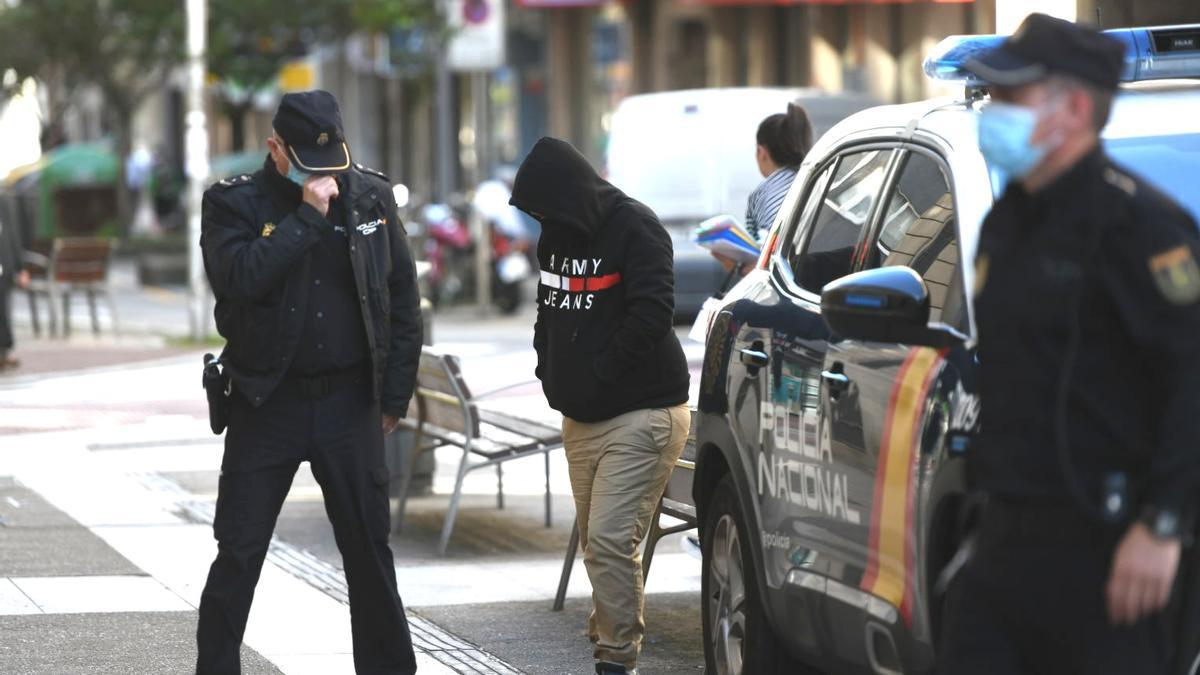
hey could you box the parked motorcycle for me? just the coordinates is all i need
[418,196,533,315]
[489,220,532,314]
[419,202,473,308]
[474,177,535,315]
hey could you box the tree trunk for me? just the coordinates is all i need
[227,101,251,152]
[112,108,135,238]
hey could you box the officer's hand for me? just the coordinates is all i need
[15,269,30,289]
[1106,522,1181,625]
[382,414,401,436]
[302,175,340,217]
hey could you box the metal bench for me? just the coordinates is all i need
[22,237,118,337]
[394,348,563,555]
[552,410,698,611]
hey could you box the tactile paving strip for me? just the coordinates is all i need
[139,472,524,674]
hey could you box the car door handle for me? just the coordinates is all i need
[739,349,769,368]
[821,369,850,392]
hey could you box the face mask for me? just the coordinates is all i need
[977,100,1062,182]
[286,163,312,187]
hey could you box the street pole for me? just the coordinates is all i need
[434,34,454,202]
[472,71,491,316]
[185,0,210,341]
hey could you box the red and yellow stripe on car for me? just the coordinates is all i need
[860,347,945,624]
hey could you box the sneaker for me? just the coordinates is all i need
[595,662,637,675]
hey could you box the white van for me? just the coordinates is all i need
[606,88,879,319]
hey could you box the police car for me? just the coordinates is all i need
[688,24,1200,675]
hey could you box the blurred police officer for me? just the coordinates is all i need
[0,210,29,370]
[937,14,1200,675]
[197,90,422,675]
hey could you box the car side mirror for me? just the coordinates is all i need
[820,266,965,348]
[392,183,410,209]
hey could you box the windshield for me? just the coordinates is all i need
[1104,132,1200,224]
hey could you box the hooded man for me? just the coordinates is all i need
[511,138,691,675]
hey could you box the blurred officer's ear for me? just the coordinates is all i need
[1049,76,1111,134]
[266,132,291,173]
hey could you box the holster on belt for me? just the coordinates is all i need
[202,353,232,435]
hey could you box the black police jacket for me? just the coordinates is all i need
[200,161,422,416]
[973,148,1200,521]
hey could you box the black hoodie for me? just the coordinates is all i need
[510,137,690,423]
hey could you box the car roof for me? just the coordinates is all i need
[616,86,878,105]
[806,78,1200,234]
[795,79,1200,337]
[813,79,1200,159]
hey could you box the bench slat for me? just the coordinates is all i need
[414,350,480,437]
[477,408,561,443]
[51,238,113,284]
[418,394,478,437]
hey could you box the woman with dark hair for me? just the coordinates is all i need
[745,102,813,243]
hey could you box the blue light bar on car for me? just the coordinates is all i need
[924,24,1200,84]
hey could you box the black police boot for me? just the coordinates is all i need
[595,661,637,675]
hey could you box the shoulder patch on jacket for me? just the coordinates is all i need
[1103,167,1137,197]
[354,163,389,182]
[1149,245,1200,305]
[211,174,253,191]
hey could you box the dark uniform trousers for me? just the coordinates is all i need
[196,368,416,675]
[0,281,13,352]
[938,499,1170,675]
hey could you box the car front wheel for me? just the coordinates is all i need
[701,474,808,675]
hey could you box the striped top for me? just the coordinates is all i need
[745,167,798,244]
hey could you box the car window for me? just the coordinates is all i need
[791,149,894,294]
[781,161,834,261]
[874,151,966,329]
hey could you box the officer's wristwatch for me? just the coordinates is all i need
[1139,506,1183,540]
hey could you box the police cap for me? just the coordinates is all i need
[965,13,1126,91]
[273,90,351,174]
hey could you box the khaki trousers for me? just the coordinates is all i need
[562,404,691,668]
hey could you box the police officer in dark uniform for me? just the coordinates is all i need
[936,14,1200,674]
[196,90,422,675]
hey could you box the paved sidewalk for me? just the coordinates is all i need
[0,274,707,673]
[0,426,521,674]
[0,476,283,674]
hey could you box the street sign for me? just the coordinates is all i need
[446,0,506,72]
[277,60,315,93]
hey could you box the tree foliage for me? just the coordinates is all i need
[0,0,183,128]
[206,0,439,149]
[208,0,438,95]
[0,0,437,221]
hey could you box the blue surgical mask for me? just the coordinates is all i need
[286,164,312,187]
[977,101,1051,181]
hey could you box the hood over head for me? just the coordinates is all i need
[509,137,622,237]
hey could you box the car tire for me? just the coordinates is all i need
[701,474,810,675]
